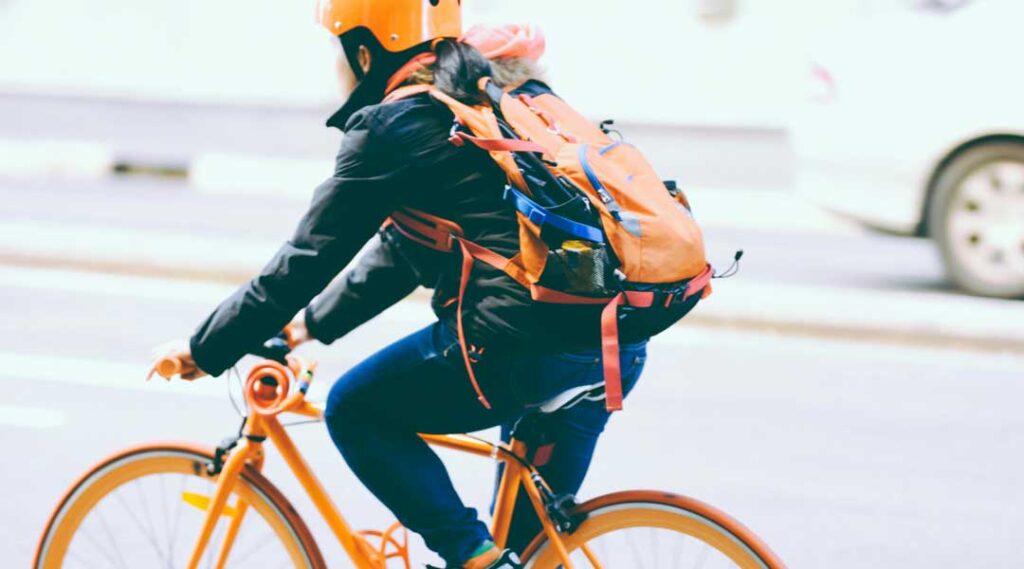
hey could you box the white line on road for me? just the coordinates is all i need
[0,351,224,398]
[0,404,66,429]
[0,139,113,180]
[0,351,337,402]
[0,220,278,276]
[0,265,235,302]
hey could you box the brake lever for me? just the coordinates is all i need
[248,333,291,365]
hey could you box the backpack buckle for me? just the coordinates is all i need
[528,209,547,226]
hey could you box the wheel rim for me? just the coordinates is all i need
[526,503,770,569]
[947,159,1024,289]
[37,450,313,569]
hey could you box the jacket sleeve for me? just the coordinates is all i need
[189,109,410,376]
[303,227,418,344]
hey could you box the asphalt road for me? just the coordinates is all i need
[0,177,951,296]
[2,262,1022,568]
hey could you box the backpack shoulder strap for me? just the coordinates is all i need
[428,86,531,191]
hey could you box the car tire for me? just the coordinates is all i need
[928,142,1024,299]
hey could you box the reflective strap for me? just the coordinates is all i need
[599,291,655,412]
[390,208,464,252]
[451,238,536,410]
[504,186,605,243]
[450,131,549,155]
[456,240,493,410]
[458,238,530,289]
[685,265,714,299]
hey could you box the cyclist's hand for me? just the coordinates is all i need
[284,312,312,348]
[148,340,207,381]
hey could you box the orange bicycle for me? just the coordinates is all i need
[34,336,786,568]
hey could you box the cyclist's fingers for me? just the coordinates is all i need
[179,366,207,381]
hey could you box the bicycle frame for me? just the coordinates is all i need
[183,357,577,569]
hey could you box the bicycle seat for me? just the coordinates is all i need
[537,381,606,414]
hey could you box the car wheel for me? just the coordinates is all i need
[928,142,1024,299]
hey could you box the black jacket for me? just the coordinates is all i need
[190,84,689,377]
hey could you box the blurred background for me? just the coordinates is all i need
[2,0,1022,567]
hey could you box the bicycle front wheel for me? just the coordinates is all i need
[521,491,785,569]
[34,442,325,569]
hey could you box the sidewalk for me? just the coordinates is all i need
[1,216,1021,354]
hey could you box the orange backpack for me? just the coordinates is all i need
[386,79,712,412]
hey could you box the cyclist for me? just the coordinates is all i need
[155,2,699,567]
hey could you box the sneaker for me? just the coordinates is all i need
[482,549,523,569]
[428,549,523,569]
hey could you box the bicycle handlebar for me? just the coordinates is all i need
[154,356,183,379]
[149,332,295,381]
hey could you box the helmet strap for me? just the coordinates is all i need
[326,30,433,129]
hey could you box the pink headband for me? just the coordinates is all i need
[385,24,546,95]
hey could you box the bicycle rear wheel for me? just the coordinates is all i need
[34,442,325,569]
[521,491,785,569]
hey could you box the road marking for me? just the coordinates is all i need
[0,404,66,429]
[0,351,224,398]
[0,219,277,283]
[0,265,235,302]
[0,351,336,402]
[0,139,112,180]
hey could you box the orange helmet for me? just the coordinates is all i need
[316,0,462,53]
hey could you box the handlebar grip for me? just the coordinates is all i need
[155,356,183,379]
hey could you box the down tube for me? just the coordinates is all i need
[262,417,380,569]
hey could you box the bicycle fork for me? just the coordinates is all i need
[184,439,258,569]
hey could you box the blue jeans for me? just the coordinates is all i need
[324,322,647,566]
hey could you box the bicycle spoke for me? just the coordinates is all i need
[112,484,168,565]
[546,520,766,569]
[225,526,278,566]
[75,523,120,569]
[94,506,131,569]
[133,478,169,565]
[41,450,317,569]
[167,472,190,568]
[67,545,105,569]
[159,474,177,569]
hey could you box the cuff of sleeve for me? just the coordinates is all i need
[304,305,337,345]
[189,334,226,378]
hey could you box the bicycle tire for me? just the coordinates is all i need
[33,442,327,569]
[520,490,785,569]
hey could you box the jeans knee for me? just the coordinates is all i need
[324,385,365,447]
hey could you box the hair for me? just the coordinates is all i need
[405,38,546,104]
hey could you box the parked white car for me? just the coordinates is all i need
[792,0,1024,298]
